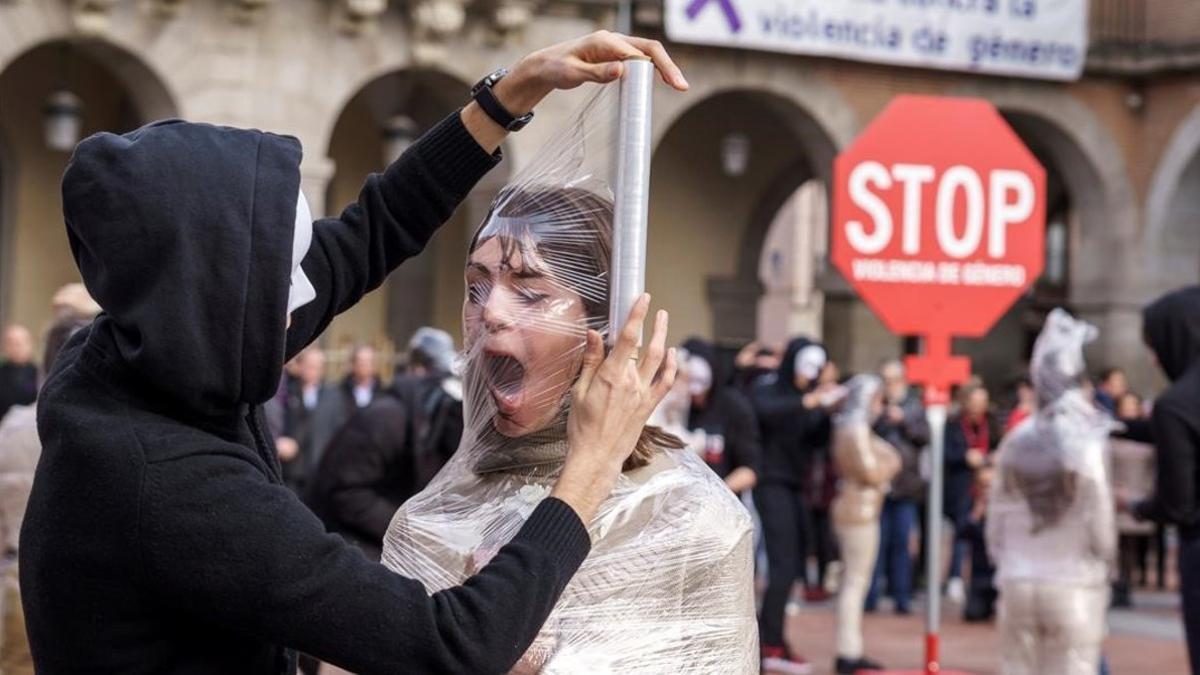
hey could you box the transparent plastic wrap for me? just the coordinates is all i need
[987,308,1117,587]
[380,81,758,673]
[830,374,900,525]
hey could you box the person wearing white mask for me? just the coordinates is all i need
[20,32,692,675]
[752,337,843,674]
[674,342,760,495]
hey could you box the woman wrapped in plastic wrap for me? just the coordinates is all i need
[381,86,758,674]
[986,309,1116,675]
[830,374,900,673]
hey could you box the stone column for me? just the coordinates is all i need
[707,276,763,343]
[299,156,336,217]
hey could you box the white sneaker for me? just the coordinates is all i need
[946,577,966,604]
[761,647,814,675]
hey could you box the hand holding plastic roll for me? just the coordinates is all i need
[609,56,654,348]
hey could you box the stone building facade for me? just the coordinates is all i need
[1,0,1198,393]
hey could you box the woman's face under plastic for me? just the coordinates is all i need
[464,237,588,437]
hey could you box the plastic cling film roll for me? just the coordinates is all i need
[609,56,654,347]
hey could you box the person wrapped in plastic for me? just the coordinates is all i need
[830,374,900,673]
[381,85,758,673]
[986,308,1116,675]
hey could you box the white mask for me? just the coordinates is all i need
[795,344,827,382]
[287,191,317,315]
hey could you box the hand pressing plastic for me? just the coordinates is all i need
[551,293,677,523]
[463,31,689,153]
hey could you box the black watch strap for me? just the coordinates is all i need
[471,69,534,132]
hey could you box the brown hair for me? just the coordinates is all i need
[469,186,682,469]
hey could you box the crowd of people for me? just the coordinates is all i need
[1,280,1198,673]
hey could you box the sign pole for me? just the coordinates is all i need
[923,397,947,675]
[905,332,964,675]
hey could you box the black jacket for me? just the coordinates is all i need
[20,113,590,674]
[873,390,928,502]
[311,374,462,558]
[281,381,347,496]
[1136,286,1200,535]
[0,361,37,419]
[688,386,761,483]
[942,412,999,520]
[751,337,830,486]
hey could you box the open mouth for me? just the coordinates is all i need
[484,353,527,415]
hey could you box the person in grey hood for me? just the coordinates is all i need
[1130,285,1200,673]
[19,33,688,675]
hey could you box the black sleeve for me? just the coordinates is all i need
[943,423,968,470]
[286,112,499,356]
[1114,417,1154,444]
[725,392,762,474]
[904,401,930,447]
[321,405,408,543]
[139,454,589,675]
[1135,401,1198,526]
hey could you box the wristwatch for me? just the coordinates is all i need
[470,68,534,132]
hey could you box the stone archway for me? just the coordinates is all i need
[320,67,513,358]
[1144,104,1200,298]
[0,37,177,332]
[646,56,856,349]
[949,81,1142,385]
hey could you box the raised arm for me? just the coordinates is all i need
[286,32,688,355]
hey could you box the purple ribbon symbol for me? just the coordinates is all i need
[685,0,743,33]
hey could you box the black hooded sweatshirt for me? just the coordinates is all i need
[1136,285,1200,536]
[750,337,831,486]
[19,113,590,674]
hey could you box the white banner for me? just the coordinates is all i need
[665,0,1089,81]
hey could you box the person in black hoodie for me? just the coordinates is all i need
[0,326,37,421]
[19,33,689,675]
[310,328,463,559]
[753,336,842,674]
[1130,285,1200,673]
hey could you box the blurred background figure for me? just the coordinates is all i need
[1004,376,1036,433]
[1108,391,1156,609]
[866,359,927,616]
[943,381,999,604]
[1095,367,1129,417]
[988,309,1114,675]
[677,339,761,495]
[1,284,100,674]
[830,374,899,674]
[961,465,997,623]
[0,327,36,421]
[340,343,382,417]
[311,327,461,560]
[733,340,781,394]
[277,346,346,499]
[754,337,836,674]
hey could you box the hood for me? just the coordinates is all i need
[777,336,824,392]
[63,119,303,416]
[1031,308,1097,408]
[1143,285,1200,382]
[836,374,880,428]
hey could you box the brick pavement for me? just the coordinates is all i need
[782,592,1189,675]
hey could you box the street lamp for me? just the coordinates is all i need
[382,115,418,167]
[44,89,83,152]
[720,131,750,177]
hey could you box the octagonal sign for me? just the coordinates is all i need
[832,95,1046,345]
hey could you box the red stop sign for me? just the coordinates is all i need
[831,95,1046,395]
